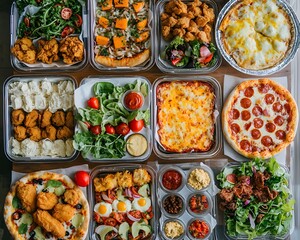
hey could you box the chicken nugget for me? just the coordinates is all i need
[176,17,190,29]
[203,24,212,42]
[11,37,37,64]
[11,109,25,126]
[116,171,133,189]
[63,189,80,207]
[133,168,151,186]
[14,126,27,141]
[195,15,209,28]
[94,174,118,192]
[37,39,59,64]
[27,126,42,142]
[184,32,196,42]
[52,203,76,222]
[65,111,74,129]
[37,192,58,210]
[59,37,84,64]
[202,3,215,23]
[24,110,40,128]
[56,126,73,139]
[33,209,65,238]
[52,110,65,127]
[41,110,52,128]
[42,125,57,141]
[196,30,209,43]
[17,182,37,213]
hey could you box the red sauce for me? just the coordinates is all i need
[124,92,143,110]
[189,220,210,239]
[162,170,182,190]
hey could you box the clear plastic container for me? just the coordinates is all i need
[10,1,88,72]
[187,192,213,217]
[152,76,222,160]
[155,0,222,74]
[89,0,155,72]
[186,165,214,192]
[74,76,152,162]
[3,75,79,162]
[161,218,186,240]
[88,164,157,240]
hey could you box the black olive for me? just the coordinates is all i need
[29,231,35,237]
[62,198,67,204]
[70,224,75,229]
[12,211,21,220]
[38,178,43,185]
[65,231,70,236]
[42,188,48,193]
[75,204,82,209]
[32,179,38,184]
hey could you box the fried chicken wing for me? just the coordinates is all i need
[42,125,57,141]
[133,169,151,186]
[14,126,27,141]
[116,171,133,189]
[202,3,215,23]
[17,182,37,213]
[56,126,73,139]
[59,37,84,64]
[65,111,74,129]
[52,110,65,127]
[184,32,196,42]
[11,37,37,64]
[63,189,80,207]
[37,39,60,64]
[52,203,76,222]
[11,109,25,126]
[37,192,58,210]
[27,126,42,142]
[196,30,209,43]
[41,110,52,128]
[24,110,39,128]
[33,209,65,238]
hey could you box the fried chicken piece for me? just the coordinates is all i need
[116,171,133,189]
[52,110,65,127]
[24,110,39,128]
[27,126,42,142]
[56,126,73,139]
[195,15,209,28]
[180,12,194,19]
[37,192,58,210]
[196,31,209,43]
[184,32,196,42]
[17,182,37,213]
[161,13,170,21]
[203,24,212,42]
[11,109,25,126]
[33,209,65,238]
[41,110,52,128]
[37,39,59,64]
[11,37,37,64]
[172,28,186,38]
[165,0,187,15]
[63,189,80,207]
[187,20,199,33]
[162,26,173,41]
[94,174,118,192]
[133,168,151,186]
[42,125,57,141]
[202,3,215,23]
[176,17,190,28]
[14,126,27,141]
[65,111,74,129]
[162,16,178,28]
[59,37,84,64]
[188,2,202,16]
[52,203,76,222]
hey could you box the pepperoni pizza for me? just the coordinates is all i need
[222,79,298,159]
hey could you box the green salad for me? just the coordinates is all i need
[217,158,294,239]
[73,80,150,159]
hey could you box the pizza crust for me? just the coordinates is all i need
[222,78,298,159]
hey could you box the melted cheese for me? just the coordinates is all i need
[157,82,215,152]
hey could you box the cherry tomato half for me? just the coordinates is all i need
[84,121,91,129]
[61,26,74,38]
[171,58,181,66]
[203,54,213,64]
[105,124,115,134]
[24,17,30,27]
[74,171,90,187]
[104,218,117,227]
[75,14,83,27]
[115,123,130,136]
[90,125,101,135]
[61,7,72,20]
[129,119,144,132]
[87,97,100,109]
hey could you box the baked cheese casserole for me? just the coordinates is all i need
[156,81,215,153]
[219,0,293,70]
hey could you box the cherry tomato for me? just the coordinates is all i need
[75,14,83,27]
[129,119,144,132]
[74,171,90,187]
[226,173,237,184]
[203,54,213,64]
[61,26,74,38]
[90,125,101,135]
[115,123,130,136]
[61,7,72,20]
[105,124,115,134]
[24,17,30,27]
[104,218,117,227]
[171,58,181,66]
[87,97,100,109]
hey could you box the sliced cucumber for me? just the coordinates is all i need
[72,214,85,229]
[117,189,127,202]
[34,226,45,240]
[138,184,149,197]
[54,185,65,196]
[119,222,130,240]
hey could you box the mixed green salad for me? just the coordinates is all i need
[217,158,294,240]
[73,80,150,159]
[16,0,83,39]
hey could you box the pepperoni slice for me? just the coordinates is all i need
[244,122,252,131]
[284,103,291,114]
[273,102,283,112]
[240,98,252,109]
[244,87,254,97]
[274,116,284,126]
[264,94,275,104]
[240,140,251,152]
[265,122,276,133]
[252,146,258,152]
[276,130,286,140]
[252,105,263,116]
[253,118,263,128]
[241,110,251,121]
[231,109,240,120]
[251,129,261,140]
[263,109,270,117]
[231,123,240,134]
[258,84,270,93]
[261,136,273,147]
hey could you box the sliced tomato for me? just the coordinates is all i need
[107,189,116,200]
[90,125,101,135]
[171,58,181,66]
[61,26,74,38]
[115,122,130,136]
[105,124,115,134]
[61,7,72,20]
[110,212,125,223]
[226,173,237,184]
[128,210,142,220]
[130,186,140,197]
[24,17,30,27]
[75,14,83,27]
[129,119,144,132]
[203,54,213,64]
[104,217,117,227]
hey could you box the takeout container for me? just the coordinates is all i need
[152,76,222,159]
[215,0,300,76]
[74,76,152,162]
[10,1,88,72]
[89,0,155,72]
[88,164,157,240]
[157,163,217,240]
[155,0,222,74]
[3,75,79,163]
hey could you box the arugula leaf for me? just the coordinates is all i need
[46,180,62,188]
[18,223,28,234]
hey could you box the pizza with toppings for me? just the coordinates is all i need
[4,171,89,240]
[222,79,298,159]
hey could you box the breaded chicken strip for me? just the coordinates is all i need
[52,203,75,222]
[65,111,74,129]
[17,182,36,213]
[24,110,39,128]
[14,126,27,141]
[41,110,52,128]
[94,174,118,192]
[42,125,57,141]
[52,110,65,127]
[33,209,65,238]
[56,126,73,139]
[11,109,25,126]
[37,192,58,210]
[116,171,133,189]
[133,168,151,186]
[63,189,79,207]
[27,126,42,142]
